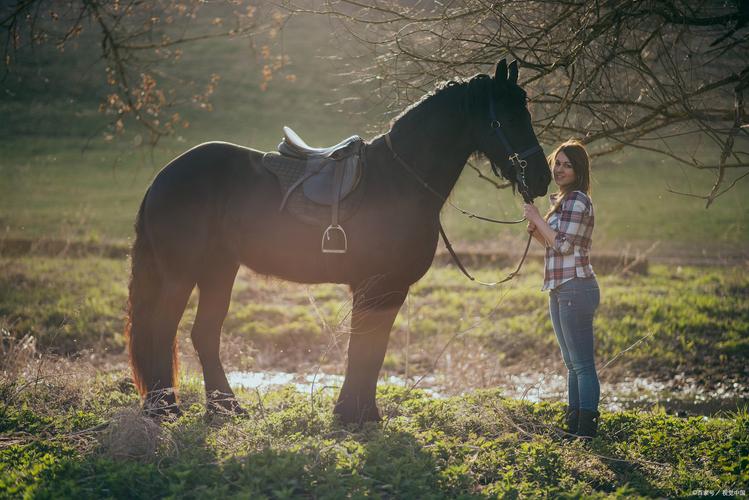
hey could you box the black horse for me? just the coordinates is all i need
[125,59,551,424]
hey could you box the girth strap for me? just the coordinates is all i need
[332,159,344,227]
[321,156,349,253]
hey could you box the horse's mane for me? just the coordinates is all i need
[390,73,528,134]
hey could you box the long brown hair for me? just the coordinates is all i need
[545,139,591,219]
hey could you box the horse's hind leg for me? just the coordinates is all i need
[335,282,408,425]
[190,258,243,415]
[141,279,194,417]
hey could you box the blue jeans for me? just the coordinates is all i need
[549,277,600,411]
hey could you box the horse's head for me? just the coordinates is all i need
[476,59,551,202]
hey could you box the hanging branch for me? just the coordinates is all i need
[284,0,749,203]
[1,0,285,144]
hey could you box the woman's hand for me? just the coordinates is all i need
[525,204,552,247]
[523,203,542,224]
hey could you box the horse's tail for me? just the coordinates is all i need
[125,190,170,398]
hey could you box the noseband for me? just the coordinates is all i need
[487,93,543,203]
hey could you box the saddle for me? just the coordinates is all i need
[263,126,366,253]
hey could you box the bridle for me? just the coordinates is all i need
[383,96,544,286]
[487,91,544,204]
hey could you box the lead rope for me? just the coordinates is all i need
[439,221,533,286]
[384,133,532,286]
[384,134,525,225]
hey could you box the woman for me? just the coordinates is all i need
[523,139,600,439]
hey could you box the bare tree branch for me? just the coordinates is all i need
[288,0,749,203]
[1,0,285,143]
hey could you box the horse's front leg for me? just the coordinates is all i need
[334,282,408,425]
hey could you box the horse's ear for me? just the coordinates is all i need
[494,59,507,83]
[508,60,518,84]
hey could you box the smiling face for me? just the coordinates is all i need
[546,140,591,197]
[553,150,577,191]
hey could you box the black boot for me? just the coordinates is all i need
[577,409,600,439]
[564,407,579,437]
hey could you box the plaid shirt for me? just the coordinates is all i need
[542,190,595,291]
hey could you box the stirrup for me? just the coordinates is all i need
[322,224,347,253]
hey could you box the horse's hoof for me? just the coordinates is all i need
[207,391,248,417]
[207,402,249,417]
[142,403,182,421]
[333,398,381,426]
[143,389,181,421]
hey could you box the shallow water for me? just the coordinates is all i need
[491,371,748,415]
[228,370,747,416]
[228,371,440,398]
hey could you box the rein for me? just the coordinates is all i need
[384,133,534,286]
[439,222,533,286]
[383,134,524,225]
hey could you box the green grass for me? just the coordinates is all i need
[2,256,747,386]
[0,367,746,498]
[0,257,127,354]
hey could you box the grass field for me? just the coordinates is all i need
[2,255,747,391]
[2,8,748,498]
[2,252,748,497]
[1,353,747,498]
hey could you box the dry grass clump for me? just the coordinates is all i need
[1,327,176,464]
[0,328,37,379]
[1,327,46,409]
[98,407,169,461]
[0,326,104,416]
[1,331,166,462]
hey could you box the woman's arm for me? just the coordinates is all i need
[524,209,558,247]
[526,221,549,247]
[524,194,592,256]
